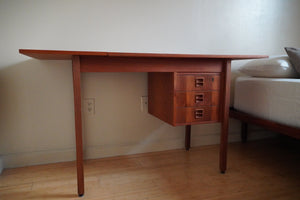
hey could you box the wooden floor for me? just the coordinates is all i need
[0,138,299,200]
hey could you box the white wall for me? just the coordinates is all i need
[0,0,299,168]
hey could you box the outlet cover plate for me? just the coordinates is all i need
[84,98,95,115]
[140,96,148,112]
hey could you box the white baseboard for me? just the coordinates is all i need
[2,130,275,169]
[2,149,76,169]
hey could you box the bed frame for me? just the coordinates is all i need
[229,107,300,142]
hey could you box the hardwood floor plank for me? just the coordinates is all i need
[0,138,299,200]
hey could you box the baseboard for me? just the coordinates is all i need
[2,148,76,169]
[2,130,275,169]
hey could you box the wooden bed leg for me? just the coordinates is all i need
[241,122,248,143]
[185,125,191,151]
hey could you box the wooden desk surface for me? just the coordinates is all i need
[19,49,267,60]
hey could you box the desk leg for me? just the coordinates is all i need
[241,122,248,143]
[185,125,191,151]
[220,60,231,173]
[72,56,84,196]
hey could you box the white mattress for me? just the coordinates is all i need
[233,77,300,128]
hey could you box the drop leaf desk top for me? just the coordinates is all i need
[19,49,267,196]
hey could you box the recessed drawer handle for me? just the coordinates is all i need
[194,109,203,119]
[195,78,204,87]
[195,94,204,103]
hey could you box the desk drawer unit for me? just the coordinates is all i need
[148,72,221,126]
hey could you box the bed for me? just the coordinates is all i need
[230,77,300,141]
[229,49,300,141]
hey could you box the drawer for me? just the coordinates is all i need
[175,106,219,124]
[175,73,220,91]
[175,91,220,107]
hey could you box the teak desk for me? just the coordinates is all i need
[19,49,267,196]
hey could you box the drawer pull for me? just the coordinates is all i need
[195,94,204,103]
[195,109,203,119]
[195,78,204,87]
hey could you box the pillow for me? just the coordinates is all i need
[239,56,298,78]
[285,47,300,75]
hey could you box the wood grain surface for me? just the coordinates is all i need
[0,139,299,200]
[19,49,268,60]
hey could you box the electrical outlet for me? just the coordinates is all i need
[140,96,148,112]
[84,98,95,115]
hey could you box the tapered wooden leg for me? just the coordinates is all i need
[220,60,231,174]
[185,125,191,151]
[241,122,248,143]
[72,56,84,197]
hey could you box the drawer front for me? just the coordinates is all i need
[175,73,220,91]
[175,106,219,124]
[175,91,219,107]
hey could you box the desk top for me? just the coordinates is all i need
[19,49,268,60]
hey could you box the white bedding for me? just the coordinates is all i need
[233,77,300,128]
